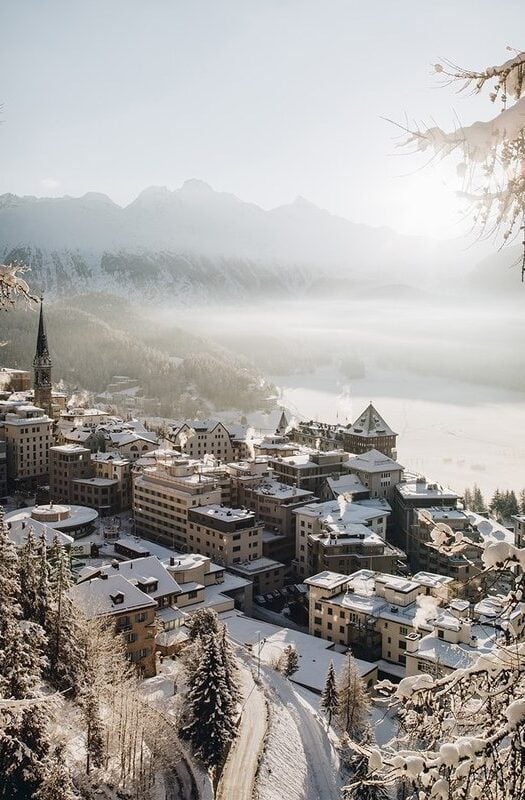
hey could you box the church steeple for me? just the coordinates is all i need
[33,296,53,417]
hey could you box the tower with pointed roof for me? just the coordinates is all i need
[33,297,53,418]
[275,409,289,436]
[343,402,397,458]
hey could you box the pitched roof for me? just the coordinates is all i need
[347,403,396,438]
[347,448,403,472]
[70,573,157,619]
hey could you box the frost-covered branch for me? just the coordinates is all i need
[395,48,525,278]
[0,262,39,309]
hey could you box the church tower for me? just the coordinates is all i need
[33,296,53,418]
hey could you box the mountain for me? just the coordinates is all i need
[0,181,471,303]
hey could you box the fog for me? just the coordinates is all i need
[161,291,525,498]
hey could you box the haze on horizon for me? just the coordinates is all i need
[1,0,523,239]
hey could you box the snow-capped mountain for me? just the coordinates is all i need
[0,180,463,303]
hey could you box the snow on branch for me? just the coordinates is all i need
[0,262,39,309]
[394,48,525,277]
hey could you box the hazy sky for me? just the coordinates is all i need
[1,1,523,237]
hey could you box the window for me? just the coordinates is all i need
[400,626,408,636]
[438,630,444,640]
[314,616,322,626]
[339,626,344,634]
[327,622,332,630]
[399,641,406,651]
[188,591,198,599]
[327,608,333,616]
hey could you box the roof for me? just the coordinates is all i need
[347,449,404,473]
[326,474,368,497]
[51,444,91,454]
[347,403,396,438]
[250,479,314,501]
[229,557,284,574]
[190,504,257,525]
[396,480,459,501]
[304,571,348,590]
[6,518,73,548]
[5,504,98,531]
[221,610,376,693]
[294,499,389,526]
[97,556,182,600]
[70,573,157,619]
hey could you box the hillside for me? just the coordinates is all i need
[0,293,275,416]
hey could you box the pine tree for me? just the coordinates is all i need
[472,484,486,514]
[187,607,220,642]
[0,512,55,800]
[34,744,77,800]
[507,490,519,518]
[47,540,83,694]
[463,487,472,510]
[18,526,40,622]
[321,661,339,728]
[35,533,51,629]
[281,644,299,678]
[220,625,241,705]
[338,653,370,739]
[182,631,237,771]
[490,489,502,519]
[520,488,525,515]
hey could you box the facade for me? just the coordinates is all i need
[4,412,53,486]
[168,420,235,462]
[231,474,316,564]
[187,504,263,565]
[269,450,350,494]
[132,459,222,550]
[294,498,397,578]
[343,403,397,458]
[288,420,342,451]
[92,452,132,511]
[305,568,453,671]
[345,449,404,500]
[392,478,460,548]
[70,573,157,677]
[49,444,93,501]
[0,439,7,500]
[514,515,525,551]
[0,368,31,394]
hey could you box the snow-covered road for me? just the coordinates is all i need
[259,665,342,800]
[216,662,268,800]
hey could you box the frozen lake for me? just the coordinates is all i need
[272,366,525,500]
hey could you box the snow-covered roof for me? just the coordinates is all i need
[326,474,368,497]
[51,443,91,454]
[70,574,157,619]
[229,557,284,574]
[467,513,514,547]
[250,479,314,501]
[6,517,74,548]
[221,610,377,693]
[97,556,182,600]
[73,477,118,487]
[412,572,454,590]
[347,404,396,438]
[304,571,348,590]
[396,480,459,501]
[191,504,257,525]
[5,504,98,531]
[295,499,388,525]
[347,448,403,473]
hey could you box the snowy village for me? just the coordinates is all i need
[1,3,525,800]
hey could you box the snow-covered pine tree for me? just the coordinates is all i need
[472,484,487,514]
[220,625,241,705]
[186,606,220,641]
[520,488,525,514]
[0,509,53,800]
[33,743,77,800]
[321,661,339,728]
[18,526,41,622]
[182,630,237,771]
[281,644,299,677]
[47,539,84,694]
[338,652,370,740]
[463,487,473,510]
[35,532,51,629]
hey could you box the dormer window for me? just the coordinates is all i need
[111,592,125,605]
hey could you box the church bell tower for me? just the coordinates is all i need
[33,296,53,418]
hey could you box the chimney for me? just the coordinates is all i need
[111,560,119,570]
[405,632,420,654]
[100,573,109,580]
[170,556,175,566]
